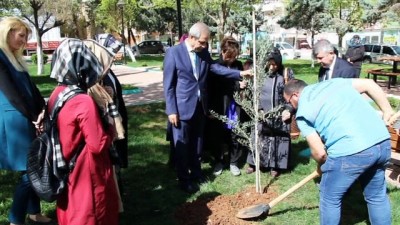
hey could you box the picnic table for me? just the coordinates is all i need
[114,52,124,65]
[366,68,400,89]
[378,55,400,72]
[366,56,400,89]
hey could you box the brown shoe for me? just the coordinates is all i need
[270,169,280,178]
[246,166,255,174]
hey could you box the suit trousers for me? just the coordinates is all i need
[172,101,205,184]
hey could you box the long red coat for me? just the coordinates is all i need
[48,86,119,225]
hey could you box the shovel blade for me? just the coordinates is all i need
[236,203,270,219]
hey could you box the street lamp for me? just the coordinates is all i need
[117,0,126,64]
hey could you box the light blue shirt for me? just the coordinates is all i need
[296,78,389,158]
[185,40,199,80]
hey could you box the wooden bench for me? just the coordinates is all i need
[367,69,400,89]
[388,126,400,152]
[113,53,124,65]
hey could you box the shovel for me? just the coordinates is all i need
[236,170,319,219]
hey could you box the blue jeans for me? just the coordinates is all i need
[9,173,41,224]
[320,139,391,225]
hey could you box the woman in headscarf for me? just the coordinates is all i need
[94,34,129,169]
[49,38,119,225]
[0,17,54,225]
[246,49,295,177]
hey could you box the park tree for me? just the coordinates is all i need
[327,0,364,48]
[278,0,329,67]
[225,6,264,37]
[361,0,400,26]
[95,0,176,48]
[278,0,329,48]
[191,0,259,42]
[0,0,21,16]
[19,0,65,75]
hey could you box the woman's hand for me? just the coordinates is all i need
[32,109,45,134]
[281,109,291,122]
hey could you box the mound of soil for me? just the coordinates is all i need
[175,186,278,225]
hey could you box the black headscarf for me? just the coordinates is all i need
[266,49,284,75]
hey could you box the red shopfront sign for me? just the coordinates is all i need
[26,41,61,51]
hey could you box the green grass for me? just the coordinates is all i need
[1,102,398,225]
[127,55,164,68]
[2,59,397,224]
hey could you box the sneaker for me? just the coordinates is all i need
[213,162,223,176]
[230,164,241,176]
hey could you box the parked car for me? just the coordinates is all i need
[132,40,165,54]
[162,43,171,52]
[274,42,301,60]
[363,44,400,64]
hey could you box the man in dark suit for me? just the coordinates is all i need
[163,22,251,193]
[313,39,357,82]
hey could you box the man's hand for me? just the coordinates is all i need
[240,69,253,78]
[388,111,400,126]
[168,114,179,127]
[306,132,327,164]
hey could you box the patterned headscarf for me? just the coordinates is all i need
[83,39,125,140]
[50,38,103,90]
[82,39,114,78]
[95,33,122,55]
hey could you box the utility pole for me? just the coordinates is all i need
[177,0,183,39]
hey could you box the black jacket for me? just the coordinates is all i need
[344,45,365,68]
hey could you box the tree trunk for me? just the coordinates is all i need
[129,28,140,57]
[36,30,44,75]
[311,31,315,68]
[252,8,262,194]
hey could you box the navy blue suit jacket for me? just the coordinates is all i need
[163,43,242,120]
[318,57,357,82]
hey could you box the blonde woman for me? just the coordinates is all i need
[0,17,54,225]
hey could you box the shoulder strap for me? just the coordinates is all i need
[50,85,85,170]
[50,85,85,120]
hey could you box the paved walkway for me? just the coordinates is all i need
[111,64,400,188]
[111,64,164,106]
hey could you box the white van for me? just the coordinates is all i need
[363,44,400,64]
[274,42,301,60]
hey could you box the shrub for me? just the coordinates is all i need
[31,53,48,64]
[389,97,400,110]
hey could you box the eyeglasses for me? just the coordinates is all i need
[226,40,239,47]
[286,93,294,105]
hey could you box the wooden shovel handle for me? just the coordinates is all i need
[269,170,319,208]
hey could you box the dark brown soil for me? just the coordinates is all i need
[175,186,278,225]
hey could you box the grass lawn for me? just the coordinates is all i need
[126,55,164,68]
[2,102,392,225]
[1,58,397,224]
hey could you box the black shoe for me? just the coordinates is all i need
[194,176,207,185]
[179,182,199,194]
[27,218,58,225]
